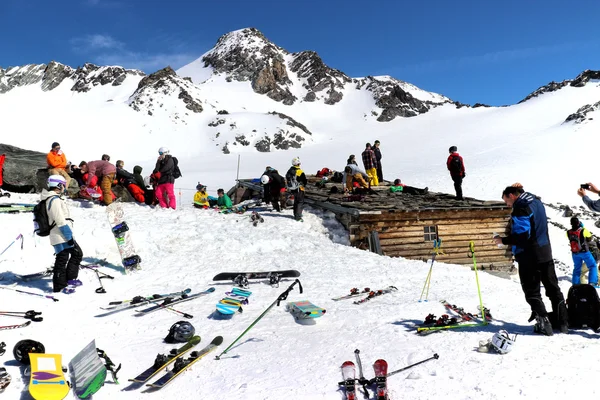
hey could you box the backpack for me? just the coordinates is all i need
[287,171,300,191]
[331,171,343,183]
[316,168,331,178]
[172,157,182,179]
[33,197,58,237]
[568,228,588,253]
[449,155,462,175]
[567,284,600,331]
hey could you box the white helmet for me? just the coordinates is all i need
[490,330,516,354]
[47,174,67,190]
[158,147,169,155]
[261,175,270,185]
[291,157,301,166]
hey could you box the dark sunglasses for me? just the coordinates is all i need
[53,147,60,150]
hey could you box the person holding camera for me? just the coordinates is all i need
[578,182,600,212]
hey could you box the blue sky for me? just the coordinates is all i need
[1,0,599,105]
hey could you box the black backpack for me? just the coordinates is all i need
[449,155,462,175]
[567,284,600,331]
[33,197,58,237]
[331,171,343,183]
[172,157,182,179]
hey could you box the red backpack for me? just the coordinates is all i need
[568,228,588,253]
[316,168,331,177]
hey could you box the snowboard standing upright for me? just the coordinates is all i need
[69,340,107,399]
[106,203,141,273]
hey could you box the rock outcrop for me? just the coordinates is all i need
[565,100,600,123]
[0,143,47,193]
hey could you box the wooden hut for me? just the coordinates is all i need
[234,176,514,272]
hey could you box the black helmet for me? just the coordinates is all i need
[13,339,45,365]
[165,321,195,343]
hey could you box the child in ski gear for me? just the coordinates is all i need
[373,140,383,183]
[115,161,145,203]
[261,167,286,211]
[79,160,117,205]
[447,146,465,200]
[152,147,176,209]
[361,143,379,186]
[42,175,83,293]
[286,157,307,221]
[389,179,429,195]
[216,189,232,210]
[494,186,568,335]
[193,184,210,208]
[47,142,71,189]
[567,217,598,286]
[342,165,369,192]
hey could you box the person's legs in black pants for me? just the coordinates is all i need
[539,260,568,331]
[293,190,305,220]
[451,175,463,200]
[53,249,69,292]
[518,261,548,317]
[66,242,83,281]
[376,165,383,183]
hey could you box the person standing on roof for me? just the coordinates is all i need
[47,142,71,190]
[373,140,383,183]
[447,145,465,200]
[152,147,176,210]
[286,157,307,222]
[41,175,83,293]
[361,143,379,187]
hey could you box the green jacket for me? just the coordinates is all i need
[217,194,232,209]
[390,185,404,193]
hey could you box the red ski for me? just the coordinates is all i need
[372,359,388,400]
[339,361,357,400]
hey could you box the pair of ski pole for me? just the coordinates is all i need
[0,310,43,322]
[0,233,23,257]
[419,239,443,302]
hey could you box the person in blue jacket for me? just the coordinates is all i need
[494,185,568,336]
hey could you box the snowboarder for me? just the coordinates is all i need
[447,146,465,200]
[286,157,307,221]
[193,184,210,208]
[261,167,286,211]
[342,164,369,193]
[46,142,71,190]
[42,175,83,293]
[361,143,378,187]
[373,140,383,183]
[79,160,117,205]
[216,189,232,210]
[115,161,145,203]
[493,185,568,335]
[152,147,176,209]
[566,217,598,286]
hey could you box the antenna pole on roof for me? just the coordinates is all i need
[236,154,241,181]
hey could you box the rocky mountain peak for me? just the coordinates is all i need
[289,51,350,104]
[0,64,47,93]
[519,69,600,103]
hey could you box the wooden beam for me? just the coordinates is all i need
[359,217,509,228]
[360,221,508,232]
[379,238,509,249]
[359,209,510,222]
[380,246,508,258]
[304,198,360,217]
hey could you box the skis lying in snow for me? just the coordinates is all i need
[135,288,215,315]
[417,300,492,334]
[338,361,357,400]
[332,288,371,301]
[353,287,398,305]
[0,321,31,331]
[100,289,192,310]
[129,336,201,383]
[146,336,223,389]
[372,359,389,400]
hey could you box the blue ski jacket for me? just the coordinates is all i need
[501,192,552,263]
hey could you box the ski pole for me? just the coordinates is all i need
[419,239,442,302]
[385,354,439,378]
[0,233,23,257]
[0,286,58,301]
[0,310,43,322]
[354,349,370,399]
[94,270,107,294]
[165,306,193,319]
[215,279,303,360]
[469,241,487,325]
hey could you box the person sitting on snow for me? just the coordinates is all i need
[79,160,117,205]
[216,189,232,210]
[390,178,429,195]
[194,184,210,208]
[115,160,145,203]
[47,142,72,189]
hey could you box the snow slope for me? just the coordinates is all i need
[0,189,598,400]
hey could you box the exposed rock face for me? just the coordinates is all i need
[519,70,600,104]
[565,100,600,123]
[0,64,46,93]
[128,66,203,117]
[70,63,144,93]
[289,51,350,105]
[41,61,75,91]
[0,143,47,193]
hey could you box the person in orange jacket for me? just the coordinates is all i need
[47,142,71,189]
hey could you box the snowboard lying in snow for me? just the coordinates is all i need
[213,270,301,282]
[29,353,70,400]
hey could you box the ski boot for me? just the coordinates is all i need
[111,222,129,237]
[268,273,281,288]
[533,315,554,336]
[423,314,437,325]
[233,274,249,288]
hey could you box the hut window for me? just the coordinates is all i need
[423,226,438,242]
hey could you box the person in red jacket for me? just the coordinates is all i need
[447,145,465,200]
